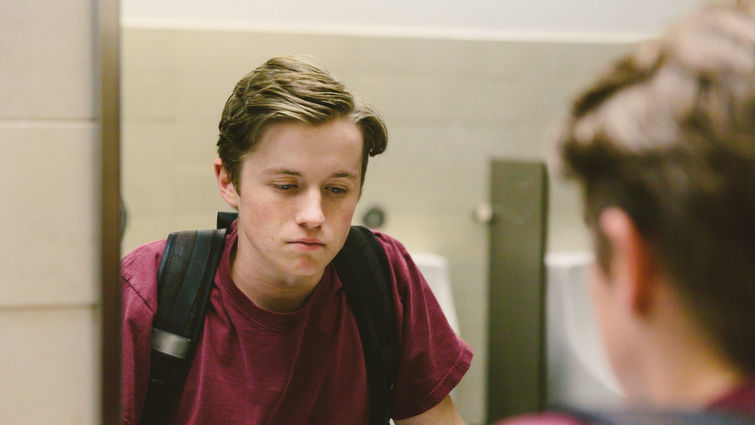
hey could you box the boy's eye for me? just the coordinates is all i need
[274,184,296,191]
[327,186,348,195]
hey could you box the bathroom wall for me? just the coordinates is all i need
[122,0,702,41]
[120,26,627,423]
[0,0,106,423]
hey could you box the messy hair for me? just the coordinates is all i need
[217,56,387,189]
[557,3,755,372]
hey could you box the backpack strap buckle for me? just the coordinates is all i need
[151,328,191,360]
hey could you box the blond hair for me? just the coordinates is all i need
[217,56,387,189]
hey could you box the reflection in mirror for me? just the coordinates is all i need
[120,1,703,423]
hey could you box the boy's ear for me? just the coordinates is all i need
[598,207,656,315]
[214,158,239,209]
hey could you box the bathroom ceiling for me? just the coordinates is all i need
[122,0,707,43]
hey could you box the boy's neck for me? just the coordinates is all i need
[633,285,745,409]
[229,242,324,313]
[641,349,745,409]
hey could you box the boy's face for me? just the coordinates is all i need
[220,118,363,282]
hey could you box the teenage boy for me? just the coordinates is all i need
[498,2,754,424]
[122,56,473,425]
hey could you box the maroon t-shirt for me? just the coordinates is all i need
[122,223,473,425]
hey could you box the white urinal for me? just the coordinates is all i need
[410,253,461,406]
[545,252,625,408]
[411,253,461,335]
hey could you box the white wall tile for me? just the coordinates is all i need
[0,0,94,119]
[0,307,98,425]
[0,123,98,307]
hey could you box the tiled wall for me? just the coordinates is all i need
[121,27,627,424]
[0,0,100,423]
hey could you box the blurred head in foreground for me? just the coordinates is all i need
[555,1,754,407]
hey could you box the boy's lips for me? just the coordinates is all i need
[288,238,325,247]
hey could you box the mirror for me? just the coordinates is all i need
[119,1,703,422]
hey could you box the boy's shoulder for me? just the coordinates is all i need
[369,229,411,261]
[121,239,168,301]
[121,239,167,273]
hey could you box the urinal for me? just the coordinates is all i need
[545,252,624,407]
[412,253,461,335]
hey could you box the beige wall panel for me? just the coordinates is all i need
[0,307,97,425]
[0,124,98,307]
[122,123,179,214]
[121,29,177,122]
[121,213,177,251]
[172,123,218,165]
[121,70,179,122]
[172,163,224,211]
[0,0,94,119]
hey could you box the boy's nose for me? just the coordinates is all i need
[296,190,324,228]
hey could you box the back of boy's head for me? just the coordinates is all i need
[556,2,755,373]
[217,56,387,190]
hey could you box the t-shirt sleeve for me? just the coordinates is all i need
[373,232,474,420]
[120,240,164,425]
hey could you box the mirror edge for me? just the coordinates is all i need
[97,0,122,423]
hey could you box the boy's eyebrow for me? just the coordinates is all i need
[261,168,358,180]
[331,172,359,180]
[262,168,300,176]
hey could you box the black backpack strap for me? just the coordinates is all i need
[216,211,237,230]
[565,407,753,425]
[139,228,227,425]
[334,226,401,425]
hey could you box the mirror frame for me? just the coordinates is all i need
[98,0,122,422]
